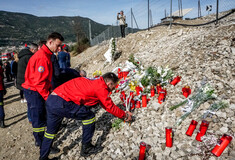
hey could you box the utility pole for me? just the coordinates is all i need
[216,0,219,25]
[131,8,133,33]
[148,0,150,30]
[170,0,172,28]
[198,0,201,18]
[89,20,92,42]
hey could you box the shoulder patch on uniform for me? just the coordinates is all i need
[38,66,45,73]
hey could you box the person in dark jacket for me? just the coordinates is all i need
[0,61,7,128]
[63,45,71,68]
[58,45,69,69]
[4,61,11,82]
[10,54,18,86]
[16,43,38,123]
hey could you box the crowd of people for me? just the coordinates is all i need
[0,32,132,160]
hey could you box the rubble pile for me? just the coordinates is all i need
[62,13,235,160]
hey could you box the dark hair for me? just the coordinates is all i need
[47,32,64,41]
[28,42,38,50]
[102,72,119,84]
[38,40,46,48]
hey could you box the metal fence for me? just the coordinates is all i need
[90,26,139,46]
[90,0,235,46]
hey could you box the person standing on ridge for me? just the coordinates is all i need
[39,72,132,160]
[117,10,126,38]
[22,32,64,147]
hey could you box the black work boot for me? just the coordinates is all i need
[50,146,60,154]
[80,142,97,157]
[0,120,5,128]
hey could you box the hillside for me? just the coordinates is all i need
[0,11,108,46]
[0,11,234,160]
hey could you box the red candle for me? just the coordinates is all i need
[156,84,162,94]
[186,120,198,136]
[195,120,209,142]
[142,94,147,107]
[211,134,232,157]
[130,99,135,110]
[182,86,191,98]
[166,127,173,147]
[130,91,134,98]
[136,101,141,108]
[122,71,129,80]
[158,89,167,104]
[118,72,123,79]
[138,142,146,160]
[135,86,140,95]
[158,94,165,104]
[150,86,155,97]
[136,85,143,96]
[117,68,121,73]
[170,76,181,86]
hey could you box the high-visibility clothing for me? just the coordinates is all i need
[22,44,53,100]
[54,77,125,119]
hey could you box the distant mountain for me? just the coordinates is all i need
[0,11,109,46]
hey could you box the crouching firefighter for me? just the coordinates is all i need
[39,72,132,160]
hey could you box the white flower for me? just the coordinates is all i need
[162,72,167,78]
[157,66,162,74]
[211,93,217,98]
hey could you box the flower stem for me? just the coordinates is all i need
[170,100,187,111]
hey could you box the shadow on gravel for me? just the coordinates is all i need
[4,81,15,88]
[4,93,19,100]
[4,97,21,105]
[5,111,27,121]
[6,115,27,127]
[53,104,119,159]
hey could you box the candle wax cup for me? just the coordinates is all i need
[211,134,233,157]
[186,120,198,136]
[136,101,141,108]
[138,142,146,160]
[166,127,173,147]
[142,95,147,107]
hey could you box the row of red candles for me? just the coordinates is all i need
[138,120,232,160]
[119,84,191,110]
[164,120,232,157]
[117,73,232,158]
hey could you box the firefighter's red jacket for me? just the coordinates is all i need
[22,44,53,100]
[54,77,126,119]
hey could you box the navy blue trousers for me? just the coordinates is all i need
[0,91,4,121]
[40,95,95,159]
[24,89,46,146]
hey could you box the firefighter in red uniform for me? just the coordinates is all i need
[39,72,132,160]
[0,62,7,128]
[22,32,64,147]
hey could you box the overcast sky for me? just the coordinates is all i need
[0,0,234,29]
